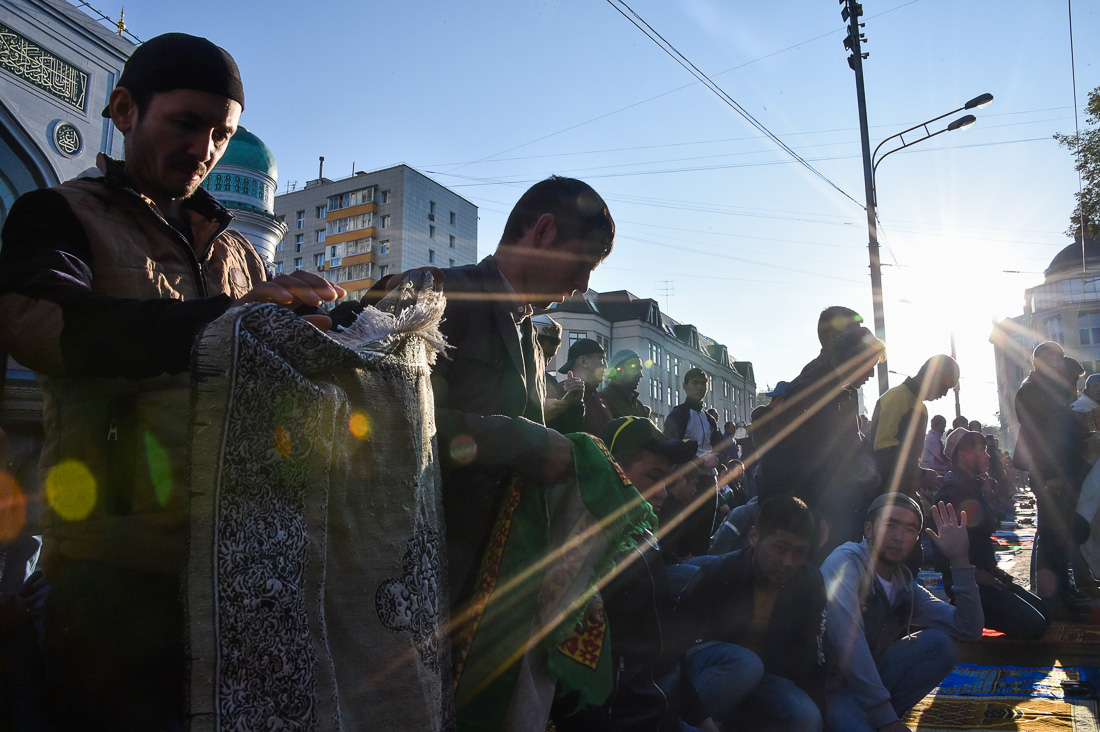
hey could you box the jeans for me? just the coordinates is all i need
[825,628,957,732]
[685,643,823,730]
[980,582,1050,640]
[735,673,823,731]
[685,642,763,723]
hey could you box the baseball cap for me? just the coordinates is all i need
[560,338,605,373]
[599,417,697,464]
[765,381,789,398]
[608,349,642,373]
[104,33,244,117]
[1086,373,1100,389]
[531,314,562,342]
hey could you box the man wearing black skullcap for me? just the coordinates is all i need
[0,33,343,729]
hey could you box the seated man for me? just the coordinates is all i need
[678,496,827,731]
[821,494,983,732]
[934,429,1049,640]
[554,416,719,732]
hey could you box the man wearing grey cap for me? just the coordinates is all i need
[820,494,983,732]
[0,33,342,728]
[599,349,651,420]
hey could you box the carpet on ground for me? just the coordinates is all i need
[902,696,1097,731]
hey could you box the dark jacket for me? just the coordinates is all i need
[555,533,708,732]
[0,154,265,574]
[676,546,828,707]
[599,381,651,420]
[1014,370,1086,486]
[758,360,876,558]
[933,469,1000,589]
[432,256,549,606]
[664,399,721,452]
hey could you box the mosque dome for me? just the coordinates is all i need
[218,126,277,181]
[1045,236,1100,278]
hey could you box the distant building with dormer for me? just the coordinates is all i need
[549,290,755,425]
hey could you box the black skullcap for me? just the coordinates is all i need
[103,33,244,117]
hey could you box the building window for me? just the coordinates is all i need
[667,386,673,406]
[379,241,389,255]
[326,212,373,236]
[380,190,391,204]
[379,264,390,278]
[294,234,303,252]
[449,235,456,248]
[449,211,456,225]
[276,240,284,251]
[273,261,283,274]
[293,257,303,270]
[296,210,305,230]
[380,214,390,228]
[429,225,435,239]
[1044,314,1065,346]
[314,253,324,268]
[429,200,436,215]
[449,258,455,267]
[1079,312,1100,346]
[327,187,374,211]
[315,229,326,244]
[428,249,435,263]
[568,332,587,347]
[315,205,327,219]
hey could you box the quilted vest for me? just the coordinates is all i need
[37,156,266,575]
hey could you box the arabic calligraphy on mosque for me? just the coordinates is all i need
[0,23,88,111]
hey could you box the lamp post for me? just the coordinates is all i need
[840,1,991,396]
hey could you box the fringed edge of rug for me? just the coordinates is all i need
[329,272,449,364]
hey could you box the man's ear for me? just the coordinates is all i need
[108,87,139,134]
[529,213,557,249]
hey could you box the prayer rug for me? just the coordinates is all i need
[902,696,1098,731]
[186,274,452,731]
[935,665,1087,699]
[1045,623,1100,645]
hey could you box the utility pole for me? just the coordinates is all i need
[841,0,889,395]
[655,280,674,315]
[950,330,961,419]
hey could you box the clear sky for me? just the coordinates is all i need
[89,0,1100,425]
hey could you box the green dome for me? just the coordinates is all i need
[217,126,277,180]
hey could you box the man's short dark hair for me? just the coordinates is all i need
[499,176,615,258]
[683,367,707,385]
[817,306,862,348]
[756,496,814,542]
[930,414,946,431]
[1032,340,1063,362]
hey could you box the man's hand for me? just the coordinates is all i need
[697,718,721,732]
[701,452,720,469]
[539,428,576,486]
[926,501,970,567]
[561,371,584,403]
[237,271,345,330]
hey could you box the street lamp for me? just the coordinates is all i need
[864,94,991,395]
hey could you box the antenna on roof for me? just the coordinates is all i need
[655,280,674,315]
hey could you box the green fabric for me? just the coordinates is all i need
[454,433,656,729]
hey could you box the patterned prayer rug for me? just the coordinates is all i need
[902,696,1098,731]
[935,666,1088,699]
[186,275,452,731]
[1045,623,1100,645]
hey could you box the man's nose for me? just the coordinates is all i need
[188,131,217,162]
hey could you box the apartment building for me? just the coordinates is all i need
[273,164,477,302]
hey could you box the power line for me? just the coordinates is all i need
[603,0,864,208]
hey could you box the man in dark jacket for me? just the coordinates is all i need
[0,34,344,729]
[599,349,651,420]
[760,324,885,562]
[678,496,826,731]
[934,429,1049,639]
[1014,341,1089,613]
[558,337,614,435]
[664,368,723,558]
[554,416,719,732]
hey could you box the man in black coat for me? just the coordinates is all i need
[430,175,615,619]
[677,496,827,731]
